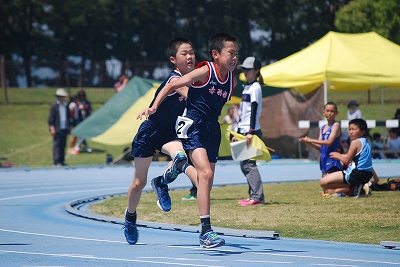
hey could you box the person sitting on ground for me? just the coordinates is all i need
[320,119,373,197]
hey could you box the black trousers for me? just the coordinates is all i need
[52,129,68,165]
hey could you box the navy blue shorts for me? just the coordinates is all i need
[182,113,220,163]
[131,120,178,158]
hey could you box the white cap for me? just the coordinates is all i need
[238,57,261,69]
[55,88,68,97]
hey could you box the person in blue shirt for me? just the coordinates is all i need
[299,102,342,179]
[320,118,373,197]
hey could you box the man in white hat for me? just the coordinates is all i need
[48,88,71,166]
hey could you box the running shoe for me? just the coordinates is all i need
[238,199,264,206]
[151,176,171,212]
[199,230,225,249]
[330,193,347,197]
[123,219,138,245]
[164,151,187,183]
[68,149,80,155]
[182,194,197,200]
[363,182,371,196]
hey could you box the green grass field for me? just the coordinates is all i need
[1,101,398,167]
[91,181,400,245]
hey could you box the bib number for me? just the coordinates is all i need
[175,116,193,138]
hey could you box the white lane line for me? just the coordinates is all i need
[0,228,126,244]
[138,257,220,262]
[0,250,228,267]
[310,264,359,266]
[237,259,292,264]
[251,252,400,265]
[0,187,126,201]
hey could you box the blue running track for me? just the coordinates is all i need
[1,160,399,267]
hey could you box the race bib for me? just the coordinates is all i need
[175,116,193,138]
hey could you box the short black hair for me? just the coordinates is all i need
[349,118,368,136]
[324,101,337,111]
[167,37,194,57]
[372,132,381,139]
[208,32,238,59]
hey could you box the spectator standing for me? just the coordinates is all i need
[347,100,363,120]
[67,94,81,155]
[234,56,265,206]
[114,74,130,92]
[48,88,71,166]
[222,105,239,133]
[391,108,400,136]
[75,90,93,153]
[386,129,400,158]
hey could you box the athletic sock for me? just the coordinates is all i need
[157,176,168,187]
[200,215,211,235]
[125,209,137,224]
[176,160,187,173]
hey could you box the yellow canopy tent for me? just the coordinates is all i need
[246,31,400,103]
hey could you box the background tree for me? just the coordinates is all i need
[0,0,354,87]
[335,0,400,45]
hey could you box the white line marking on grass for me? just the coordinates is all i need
[0,250,229,267]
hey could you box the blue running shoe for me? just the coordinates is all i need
[199,230,225,249]
[164,151,187,184]
[151,176,171,212]
[123,219,138,245]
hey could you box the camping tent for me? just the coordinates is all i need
[254,31,400,103]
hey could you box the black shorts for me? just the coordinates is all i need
[343,169,372,187]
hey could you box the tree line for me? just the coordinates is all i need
[1,0,399,87]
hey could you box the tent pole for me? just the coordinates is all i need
[381,87,385,136]
[295,91,302,159]
[323,81,328,104]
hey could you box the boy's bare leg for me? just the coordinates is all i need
[189,148,214,216]
[127,157,152,213]
[320,171,350,191]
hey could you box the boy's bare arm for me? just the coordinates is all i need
[330,139,360,165]
[137,66,208,120]
[303,122,341,146]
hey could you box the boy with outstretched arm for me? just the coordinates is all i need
[138,32,239,248]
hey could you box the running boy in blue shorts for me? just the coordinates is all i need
[320,118,373,196]
[138,32,239,248]
[124,37,198,245]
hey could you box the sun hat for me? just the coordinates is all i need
[238,57,261,70]
[347,100,359,108]
[55,88,68,97]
